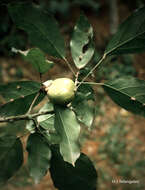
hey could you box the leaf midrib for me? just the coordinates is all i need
[118,85,145,91]
[106,30,145,55]
[104,83,145,105]
[57,109,74,163]
[0,138,17,163]
[19,17,64,59]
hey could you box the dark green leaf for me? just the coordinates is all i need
[50,145,97,190]
[105,6,145,55]
[8,2,66,58]
[103,76,145,116]
[0,81,41,102]
[70,14,94,69]
[26,133,51,184]
[0,81,45,116]
[17,48,54,74]
[0,121,26,137]
[77,84,94,101]
[0,135,23,185]
[72,84,94,127]
[73,100,94,128]
[38,127,61,145]
[54,105,80,165]
[0,94,37,117]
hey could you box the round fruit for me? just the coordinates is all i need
[45,78,76,105]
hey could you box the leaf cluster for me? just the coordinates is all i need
[0,2,145,190]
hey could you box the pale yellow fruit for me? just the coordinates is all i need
[46,78,76,105]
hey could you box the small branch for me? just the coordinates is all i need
[63,57,76,77]
[27,92,40,114]
[76,54,106,89]
[77,81,104,86]
[0,110,54,123]
[75,71,80,86]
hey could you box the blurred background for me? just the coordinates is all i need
[0,0,145,190]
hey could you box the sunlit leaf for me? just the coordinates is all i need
[37,102,54,130]
[36,102,61,144]
[38,114,54,130]
[12,48,54,74]
[54,105,80,165]
[26,120,35,134]
[0,135,23,185]
[70,14,94,69]
[105,6,145,55]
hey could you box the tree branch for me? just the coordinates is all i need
[63,57,76,77]
[0,110,54,123]
[108,0,119,35]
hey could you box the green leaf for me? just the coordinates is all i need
[26,120,36,134]
[0,135,23,185]
[39,102,54,112]
[26,133,51,184]
[50,145,97,190]
[37,102,61,144]
[0,81,45,116]
[38,114,54,130]
[38,127,61,145]
[0,121,26,137]
[8,2,66,58]
[77,83,95,101]
[37,102,54,131]
[70,14,94,69]
[0,94,41,117]
[0,81,41,102]
[13,48,54,74]
[54,105,80,165]
[105,6,145,55]
[73,100,94,128]
[72,84,94,128]
[103,76,145,116]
